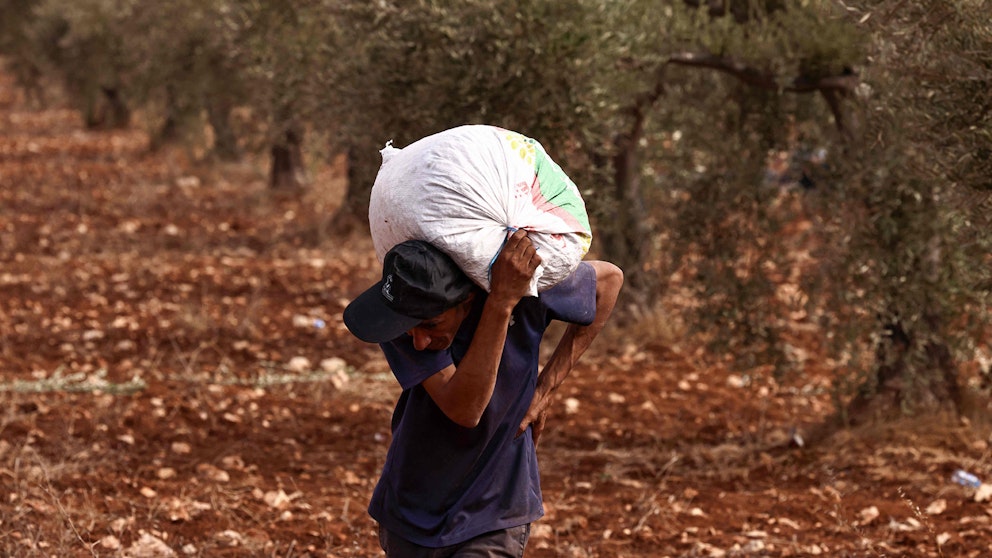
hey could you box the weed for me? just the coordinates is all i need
[0,367,146,394]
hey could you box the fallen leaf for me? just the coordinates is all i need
[171,442,192,455]
[975,483,992,503]
[726,374,747,388]
[858,506,879,525]
[220,455,246,470]
[124,531,176,557]
[263,489,297,509]
[287,356,311,372]
[196,463,230,482]
[156,467,176,480]
[214,529,244,547]
[99,535,121,550]
[926,498,947,515]
[564,398,580,414]
[320,357,347,373]
[888,517,921,532]
[777,517,801,530]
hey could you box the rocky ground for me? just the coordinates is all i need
[2,66,991,557]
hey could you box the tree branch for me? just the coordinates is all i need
[667,52,859,134]
[667,52,858,93]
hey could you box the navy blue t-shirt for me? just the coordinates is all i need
[368,262,597,547]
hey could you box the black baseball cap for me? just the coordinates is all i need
[343,240,476,343]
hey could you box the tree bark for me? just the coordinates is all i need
[207,98,240,161]
[270,127,306,190]
[150,85,179,152]
[327,143,378,235]
[603,131,653,299]
[84,86,131,130]
[842,316,962,427]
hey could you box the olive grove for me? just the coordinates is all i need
[2,0,989,426]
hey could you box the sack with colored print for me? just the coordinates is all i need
[368,125,592,295]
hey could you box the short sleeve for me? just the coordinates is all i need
[539,262,597,325]
[380,337,454,390]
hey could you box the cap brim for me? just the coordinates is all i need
[343,281,422,343]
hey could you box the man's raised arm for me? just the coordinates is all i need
[517,260,623,442]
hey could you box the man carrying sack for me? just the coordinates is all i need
[344,228,622,556]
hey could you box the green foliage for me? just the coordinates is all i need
[235,1,336,141]
[25,0,138,126]
[325,0,602,148]
[121,0,248,147]
[0,0,47,92]
[909,1,992,192]
[796,0,992,411]
[666,0,866,81]
[1,0,987,415]
[317,0,621,228]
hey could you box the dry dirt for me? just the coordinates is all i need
[2,67,991,558]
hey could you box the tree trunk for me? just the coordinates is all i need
[150,85,180,151]
[327,143,379,235]
[607,133,653,298]
[103,87,131,129]
[207,98,240,161]
[84,86,131,130]
[270,127,306,190]
[843,316,962,427]
[591,62,667,304]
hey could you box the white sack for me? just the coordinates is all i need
[369,125,592,295]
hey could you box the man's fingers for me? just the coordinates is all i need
[491,229,543,302]
[516,412,534,438]
[503,229,530,256]
[531,413,546,446]
[503,230,541,267]
[528,247,542,267]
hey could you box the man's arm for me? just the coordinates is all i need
[517,260,623,442]
[421,230,541,428]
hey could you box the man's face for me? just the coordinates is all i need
[405,296,474,351]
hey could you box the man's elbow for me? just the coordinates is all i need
[610,265,624,291]
[447,410,483,429]
[424,379,487,428]
[598,262,624,295]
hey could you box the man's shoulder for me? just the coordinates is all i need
[535,263,597,324]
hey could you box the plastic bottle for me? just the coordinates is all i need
[951,469,981,488]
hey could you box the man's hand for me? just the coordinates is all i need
[488,229,542,310]
[519,401,550,445]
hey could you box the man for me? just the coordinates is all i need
[344,229,622,557]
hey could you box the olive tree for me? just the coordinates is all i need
[0,0,48,102]
[121,0,247,157]
[323,0,864,295]
[326,0,990,426]
[319,0,604,232]
[6,0,986,424]
[608,0,990,424]
[797,0,992,424]
[20,0,137,128]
